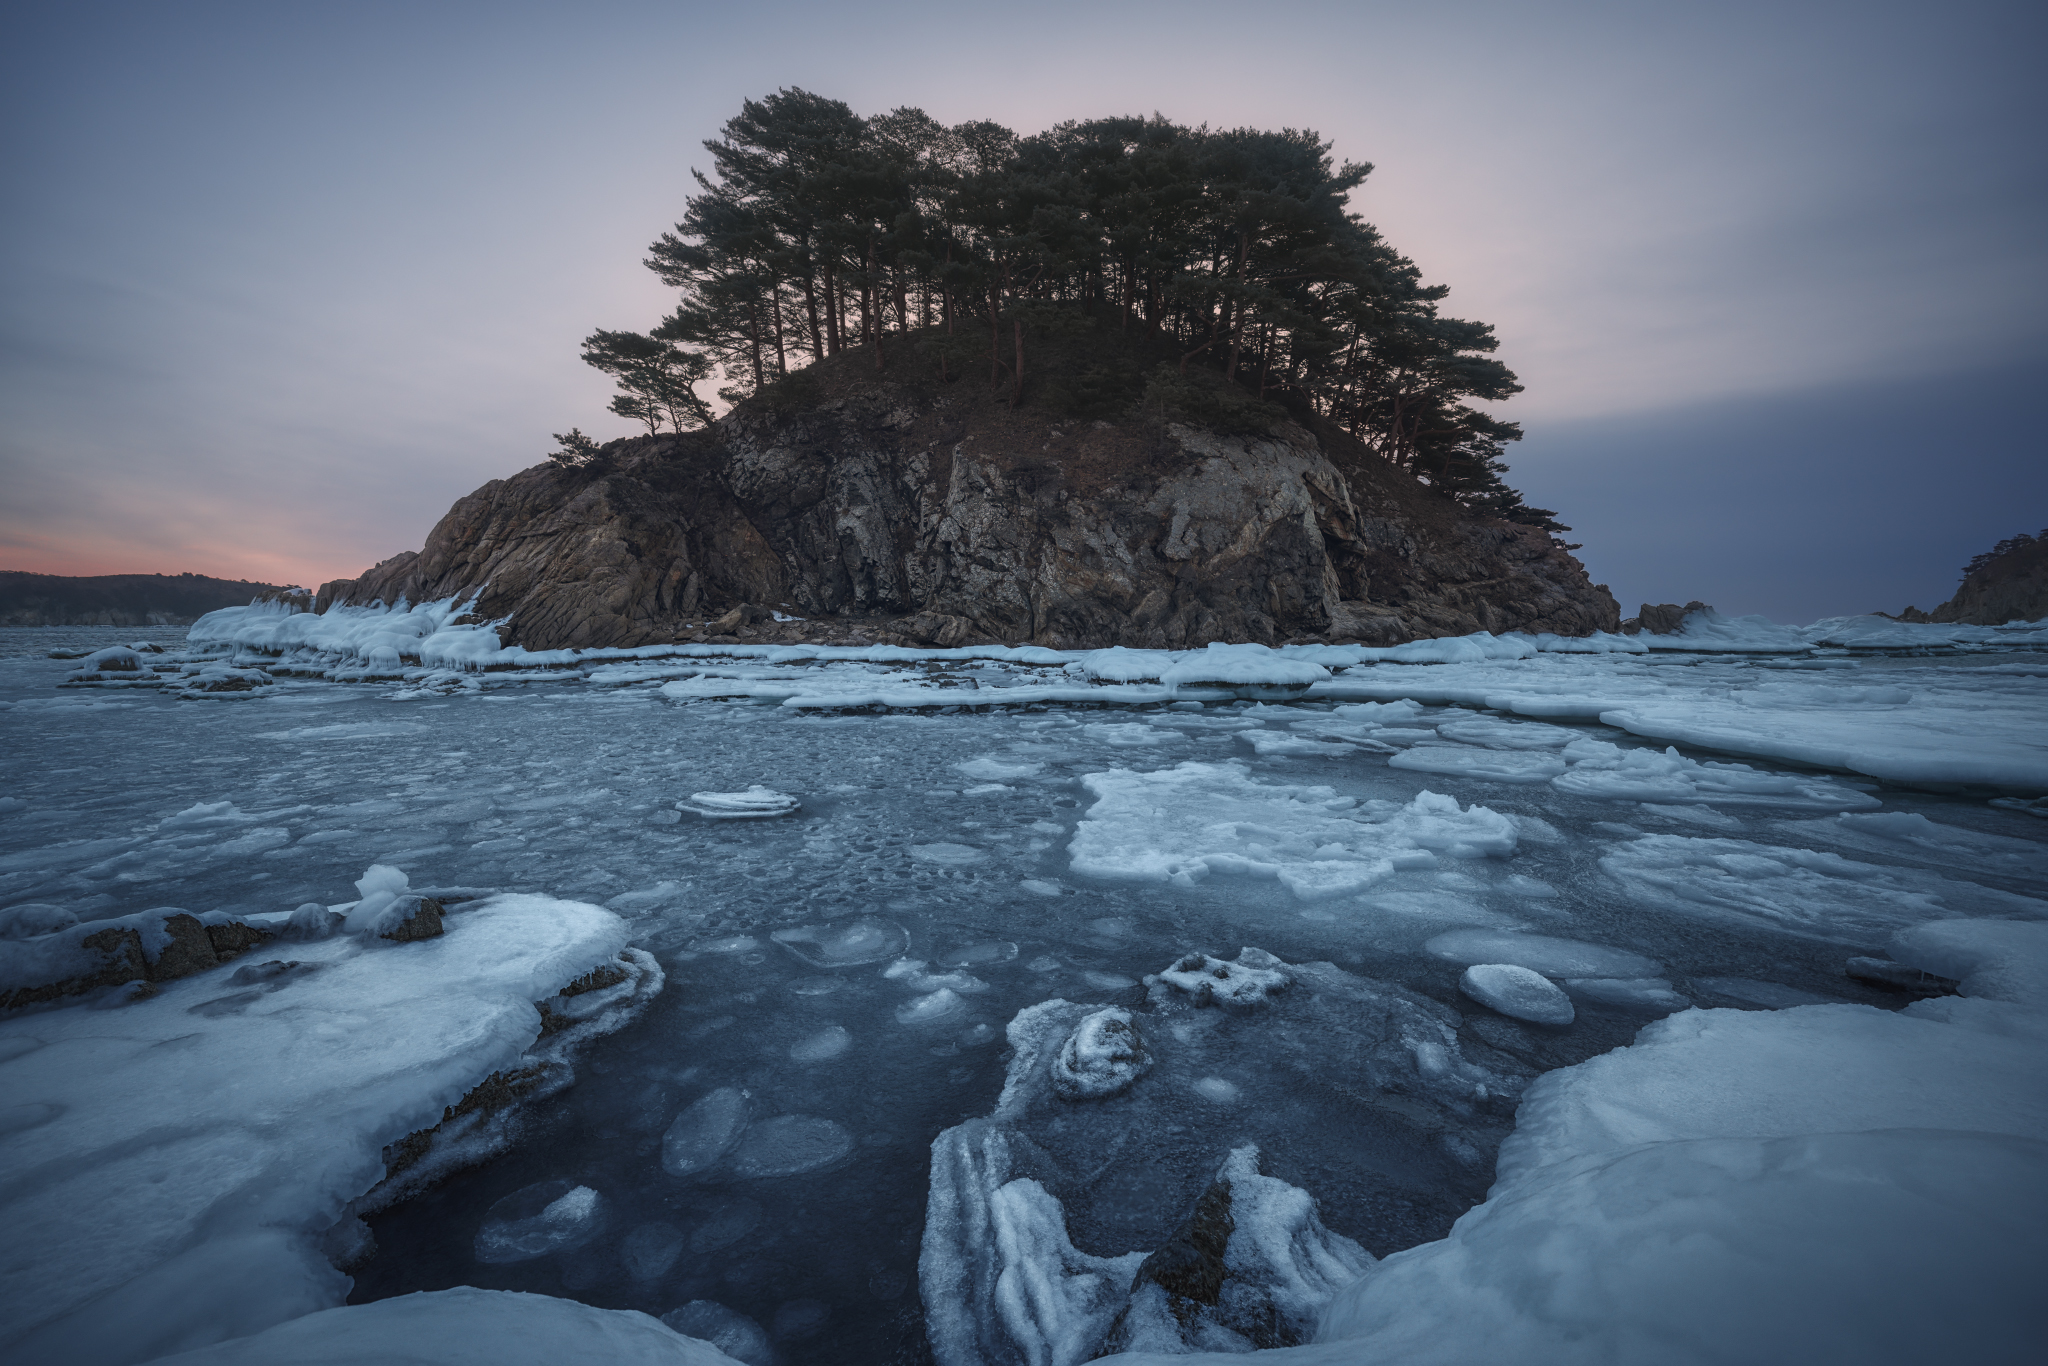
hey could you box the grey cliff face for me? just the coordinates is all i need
[321,384,1619,651]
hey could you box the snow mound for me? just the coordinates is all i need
[138,1286,746,1365]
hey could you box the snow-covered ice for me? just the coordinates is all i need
[1,609,2042,1365]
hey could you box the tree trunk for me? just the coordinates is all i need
[867,238,885,371]
[746,298,765,392]
[770,289,788,376]
[1011,319,1024,408]
[822,259,840,355]
[798,273,824,361]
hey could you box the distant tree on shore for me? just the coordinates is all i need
[581,88,1556,525]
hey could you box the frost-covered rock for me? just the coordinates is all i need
[1154,947,1291,1007]
[1051,1006,1151,1099]
[1102,1146,1372,1355]
[1459,964,1575,1026]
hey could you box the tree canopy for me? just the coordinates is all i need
[581,89,1562,530]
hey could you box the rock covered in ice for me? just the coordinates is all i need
[1461,964,1576,1025]
[474,1180,607,1264]
[1154,947,1291,1007]
[660,1087,748,1178]
[770,917,907,968]
[1102,1145,1374,1355]
[676,786,799,819]
[1051,1007,1151,1100]
[0,888,637,1360]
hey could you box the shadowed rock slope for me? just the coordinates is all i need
[1896,531,2048,626]
[320,357,1618,651]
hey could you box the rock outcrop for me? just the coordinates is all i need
[1894,531,2048,626]
[321,366,1619,650]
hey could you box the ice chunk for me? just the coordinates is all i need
[770,918,908,968]
[1155,947,1291,1006]
[789,1025,852,1062]
[1084,722,1175,746]
[956,756,1044,781]
[1019,879,1063,897]
[1426,929,1661,979]
[1070,762,1516,901]
[1434,716,1580,749]
[659,1301,773,1366]
[687,1196,763,1254]
[936,940,1018,968]
[677,787,799,819]
[772,1299,829,1341]
[1563,977,1690,1012]
[1553,740,1879,810]
[896,987,966,1023]
[1460,964,1575,1025]
[1695,977,1836,1008]
[1192,1077,1242,1104]
[619,1222,685,1283]
[729,1115,853,1177]
[474,1181,607,1264]
[1050,1007,1151,1099]
[1238,730,1361,757]
[1389,748,1568,782]
[1602,834,2047,943]
[884,958,989,994]
[660,1088,748,1178]
[908,842,986,866]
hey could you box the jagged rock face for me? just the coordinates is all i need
[1923,537,2048,625]
[323,383,1619,650]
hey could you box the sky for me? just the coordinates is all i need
[2,0,2042,622]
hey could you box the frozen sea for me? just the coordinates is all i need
[3,615,2045,1366]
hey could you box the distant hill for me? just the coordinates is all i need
[0,571,295,626]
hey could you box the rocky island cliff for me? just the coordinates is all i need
[318,361,1617,652]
